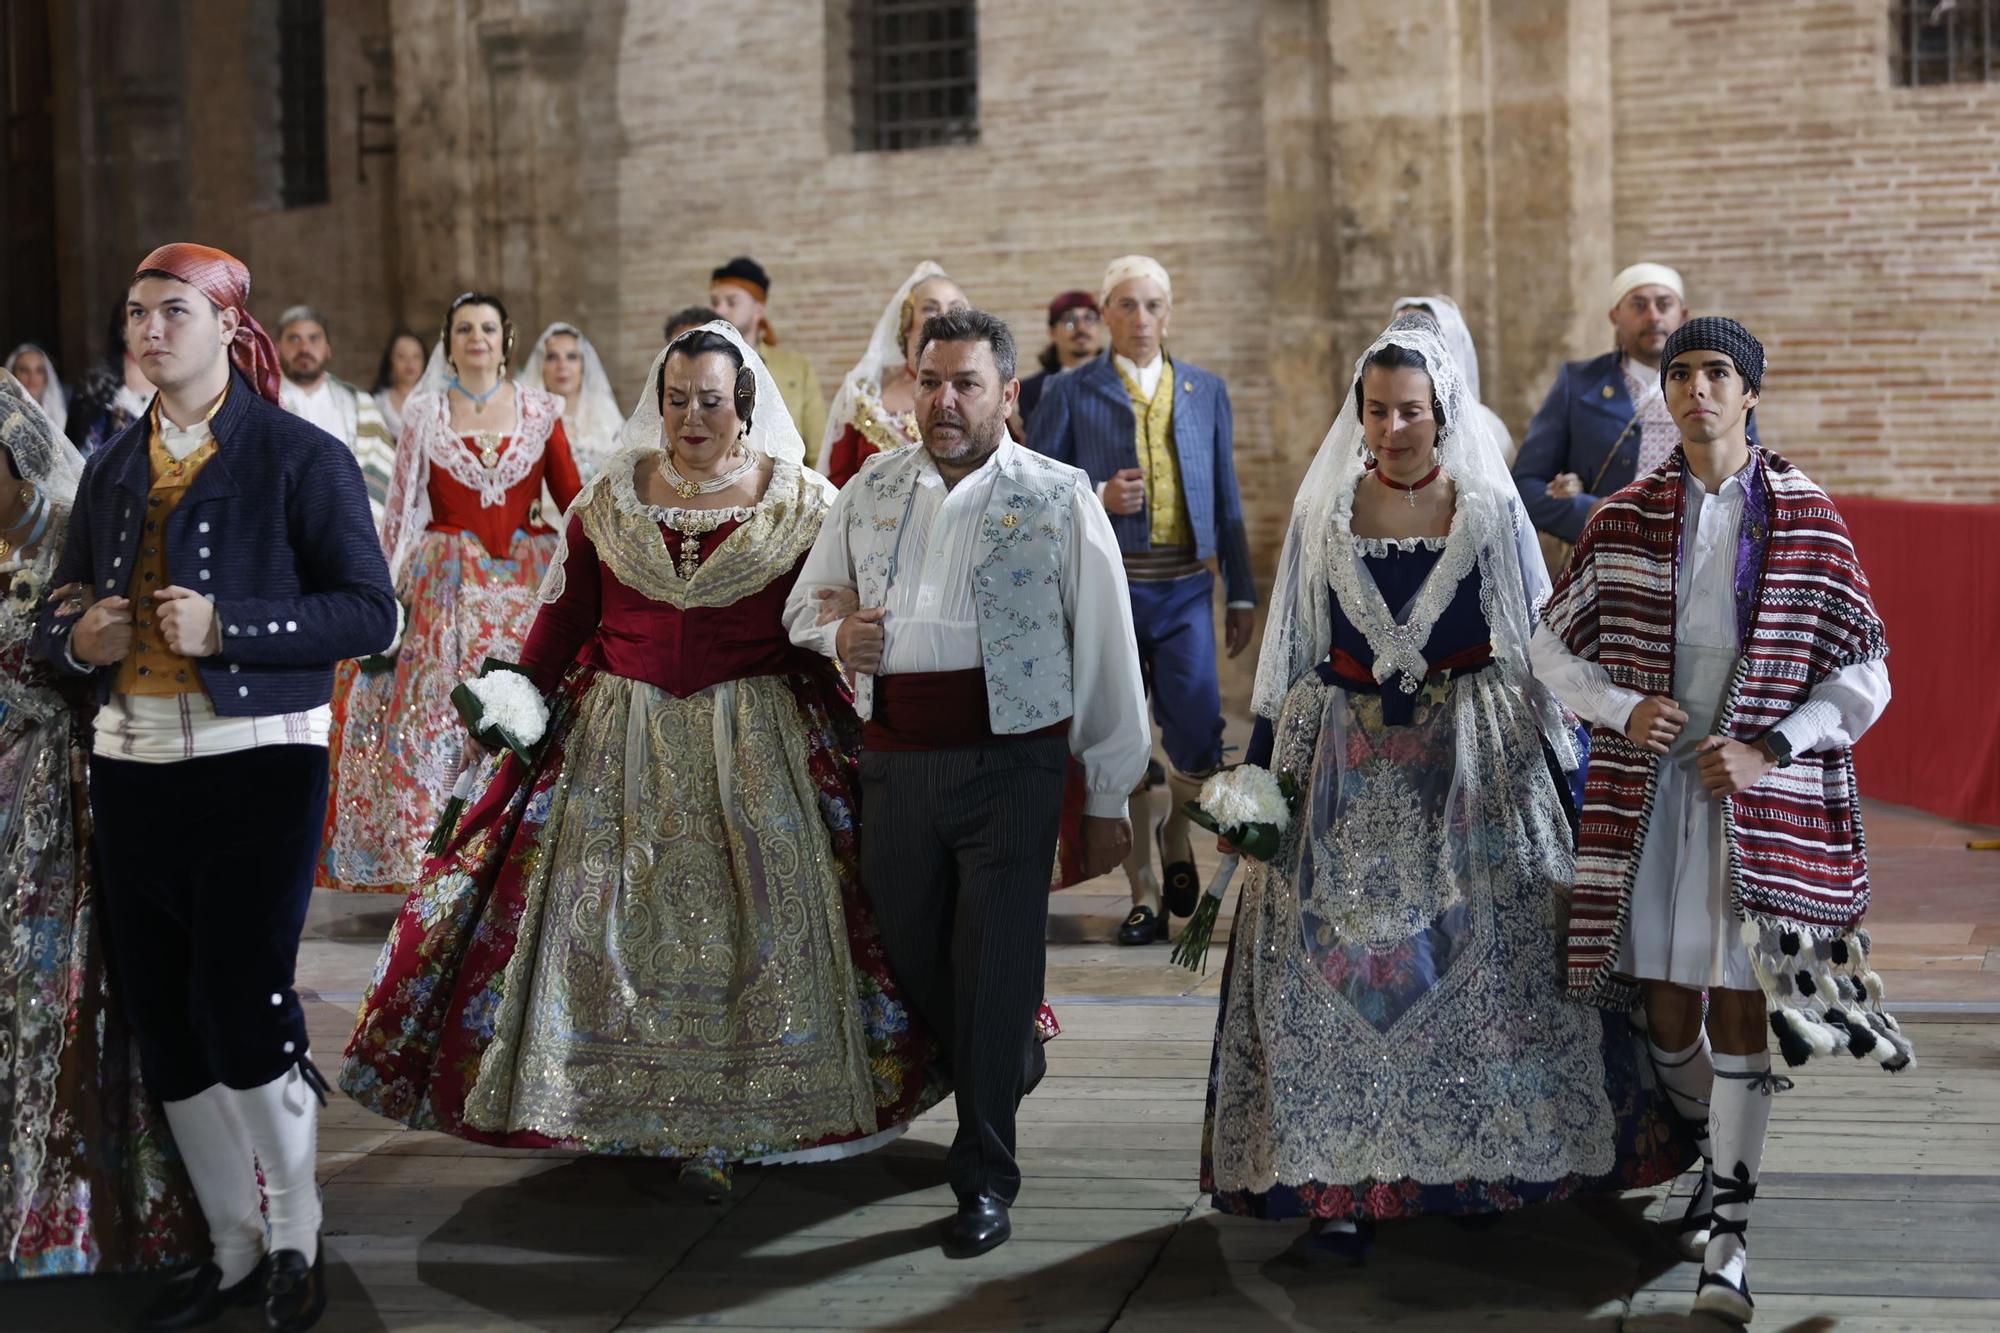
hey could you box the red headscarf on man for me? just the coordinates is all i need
[134,242,283,404]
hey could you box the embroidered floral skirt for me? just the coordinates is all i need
[321,528,558,893]
[339,661,951,1162]
[1202,670,1691,1221]
[0,693,199,1278]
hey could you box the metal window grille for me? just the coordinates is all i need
[851,0,978,152]
[278,0,329,206]
[1892,0,1999,86]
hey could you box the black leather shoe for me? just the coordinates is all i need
[1117,904,1167,946]
[137,1256,271,1330]
[264,1236,327,1332]
[1158,820,1200,918]
[945,1195,1011,1257]
[1288,1216,1375,1269]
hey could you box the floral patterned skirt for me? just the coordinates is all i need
[339,662,949,1162]
[321,528,558,893]
[1201,670,1691,1221]
[0,702,200,1279]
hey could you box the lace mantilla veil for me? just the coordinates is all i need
[3,346,69,442]
[815,260,947,473]
[538,320,826,604]
[0,368,84,507]
[519,321,623,476]
[1250,312,1574,766]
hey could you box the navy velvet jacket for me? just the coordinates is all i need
[38,369,397,716]
[1029,350,1257,607]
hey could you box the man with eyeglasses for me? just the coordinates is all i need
[1015,290,1102,432]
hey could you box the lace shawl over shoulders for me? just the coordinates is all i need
[538,446,831,611]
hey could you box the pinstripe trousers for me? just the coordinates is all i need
[859,734,1069,1205]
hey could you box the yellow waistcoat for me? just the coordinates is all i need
[1116,357,1192,548]
[114,419,219,697]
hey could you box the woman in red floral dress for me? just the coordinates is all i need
[322,293,582,894]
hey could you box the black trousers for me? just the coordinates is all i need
[90,745,329,1103]
[859,735,1068,1205]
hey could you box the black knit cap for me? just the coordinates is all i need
[1661,315,1764,394]
[710,256,770,298]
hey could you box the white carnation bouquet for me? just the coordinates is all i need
[425,658,550,856]
[1171,764,1297,973]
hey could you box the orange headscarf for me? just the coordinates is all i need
[134,243,283,404]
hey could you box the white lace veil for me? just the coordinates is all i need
[816,260,947,473]
[1251,312,1572,763]
[1391,295,1481,402]
[539,320,816,604]
[0,367,83,506]
[519,321,622,478]
[619,319,804,466]
[1392,294,1517,463]
[3,344,67,441]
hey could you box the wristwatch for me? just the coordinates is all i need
[1757,730,1794,768]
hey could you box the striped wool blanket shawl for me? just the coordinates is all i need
[1544,448,1898,1051]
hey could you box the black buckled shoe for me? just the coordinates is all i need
[137,1256,271,1330]
[264,1236,327,1332]
[1157,819,1200,919]
[1117,903,1167,946]
[1289,1215,1375,1269]
[944,1195,1011,1257]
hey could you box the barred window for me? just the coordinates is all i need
[851,0,978,152]
[277,0,329,206]
[1892,0,1999,86]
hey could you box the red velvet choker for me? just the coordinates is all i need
[1373,461,1442,505]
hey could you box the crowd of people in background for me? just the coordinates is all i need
[0,240,1904,1333]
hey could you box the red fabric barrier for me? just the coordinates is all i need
[1839,496,2000,827]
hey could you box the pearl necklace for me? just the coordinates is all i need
[657,447,756,500]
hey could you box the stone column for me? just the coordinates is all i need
[1307,0,1613,433]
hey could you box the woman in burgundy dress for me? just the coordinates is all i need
[341,324,962,1199]
[323,292,582,893]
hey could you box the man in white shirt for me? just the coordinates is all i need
[277,306,396,528]
[787,308,1148,1258]
[1532,317,1895,1326]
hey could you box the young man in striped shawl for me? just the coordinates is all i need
[1531,317,1899,1326]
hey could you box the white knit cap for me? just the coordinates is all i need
[1099,255,1172,308]
[1609,262,1685,309]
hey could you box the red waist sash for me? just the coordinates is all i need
[863,668,1071,752]
[1325,642,1494,692]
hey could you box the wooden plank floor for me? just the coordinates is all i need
[5,809,1996,1330]
[5,984,1993,1328]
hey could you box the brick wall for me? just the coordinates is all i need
[594,0,1275,504]
[1609,0,2000,501]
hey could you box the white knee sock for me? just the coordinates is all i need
[1648,1033,1715,1159]
[1124,787,1159,908]
[160,1085,266,1286]
[1649,1033,1716,1235]
[1163,768,1206,864]
[229,1063,323,1262]
[1704,1050,1777,1294]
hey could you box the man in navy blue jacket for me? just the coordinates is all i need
[1514,263,1697,555]
[1031,255,1256,946]
[40,244,393,1333]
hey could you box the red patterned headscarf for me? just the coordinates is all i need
[133,243,283,404]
